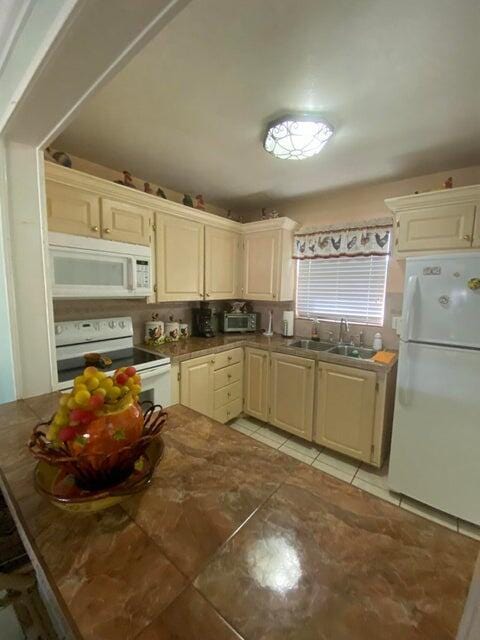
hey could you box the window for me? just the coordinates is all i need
[296,254,389,326]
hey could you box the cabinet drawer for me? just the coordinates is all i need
[214,380,242,409]
[214,347,242,371]
[214,397,242,424]
[214,362,242,390]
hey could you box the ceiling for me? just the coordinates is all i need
[55,0,480,210]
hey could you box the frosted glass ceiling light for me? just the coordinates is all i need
[264,114,333,160]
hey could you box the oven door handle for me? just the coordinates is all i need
[139,364,171,380]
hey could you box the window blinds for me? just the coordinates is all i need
[296,254,389,326]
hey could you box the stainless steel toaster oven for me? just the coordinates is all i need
[220,312,259,333]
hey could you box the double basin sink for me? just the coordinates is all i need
[288,339,376,360]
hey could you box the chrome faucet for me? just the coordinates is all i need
[339,318,349,344]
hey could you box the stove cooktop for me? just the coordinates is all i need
[57,347,165,384]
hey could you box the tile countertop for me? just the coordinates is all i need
[137,332,398,373]
[0,398,478,640]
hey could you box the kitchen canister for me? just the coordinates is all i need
[165,317,180,342]
[144,320,164,346]
[179,321,189,339]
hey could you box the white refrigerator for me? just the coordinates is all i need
[389,253,480,525]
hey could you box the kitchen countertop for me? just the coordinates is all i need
[0,396,477,640]
[137,332,398,373]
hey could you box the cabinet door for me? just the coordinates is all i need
[270,353,314,440]
[396,204,475,253]
[205,226,241,299]
[244,347,269,421]
[101,198,152,245]
[155,212,204,301]
[243,230,279,300]
[180,355,214,417]
[315,362,376,462]
[46,181,101,238]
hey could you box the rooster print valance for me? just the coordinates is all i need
[293,222,392,260]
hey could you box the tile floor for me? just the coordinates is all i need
[230,416,480,540]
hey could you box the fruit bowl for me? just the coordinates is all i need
[29,401,167,492]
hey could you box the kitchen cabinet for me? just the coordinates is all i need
[180,354,214,418]
[244,347,269,421]
[101,198,152,246]
[269,352,314,440]
[242,220,297,301]
[155,211,204,301]
[180,348,243,423]
[205,226,241,300]
[386,185,480,256]
[46,181,101,238]
[314,361,377,463]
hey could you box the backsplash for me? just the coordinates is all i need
[251,292,402,349]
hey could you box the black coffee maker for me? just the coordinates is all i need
[192,302,216,337]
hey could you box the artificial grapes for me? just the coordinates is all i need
[47,365,142,444]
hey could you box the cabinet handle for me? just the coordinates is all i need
[104,228,111,234]
[205,293,210,297]
[227,356,232,361]
[227,392,231,398]
[91,225,99,232]
[210,359,215,364]
[272,293,276,299]
[463,234,472,241]
[227,373,232,379]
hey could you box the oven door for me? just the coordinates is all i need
[225,314,250,332]
[51,246,135,298]
[138,364,172,408]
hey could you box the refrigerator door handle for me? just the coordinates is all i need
[402,275,418,341]
[398,342,412,406]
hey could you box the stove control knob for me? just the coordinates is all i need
[108,321,117,328]
[119,321,125,328]
[55,325,62,335]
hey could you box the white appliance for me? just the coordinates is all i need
[55,316,171,407]
[389,253,480,525]
[49,232,152,299]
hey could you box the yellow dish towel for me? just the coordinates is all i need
[373,351,396,365]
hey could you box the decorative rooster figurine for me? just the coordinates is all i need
[375,231,390,248]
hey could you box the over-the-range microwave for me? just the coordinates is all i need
[49,232,152,299]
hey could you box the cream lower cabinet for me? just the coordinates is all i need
[180,348,243,423]
[155,211,204,301]
[269,353,314,440]
[46,181,101,238]
[314,361,377,463]
[244,347,269,421]
[180,354,214,418]
[101,198,152,246]
[205,226,241,300]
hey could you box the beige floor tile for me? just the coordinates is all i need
[400,497,458,531]
[230,423,256,437]
[355,462,389,490]
[279,444,315,465]
[315,449,360,475]
[254,426,288,446]
[312,459,355,483]
[353,477,401,506]
[233,417,261,433]
[283,436,321,459]
[249,431,282,449]
[458,520,480,541]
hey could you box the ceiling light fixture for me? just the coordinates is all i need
[264,114,333,160]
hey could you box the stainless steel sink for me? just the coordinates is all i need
[327,345,376,359]
[288,339,333,351]
[288,339,376,360]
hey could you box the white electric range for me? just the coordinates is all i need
[54,316,171,407]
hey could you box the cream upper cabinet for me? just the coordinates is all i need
[180,354,214,418]
[155,211,204,301]
[314,362,376,462]
[101,198,152,246]
[205,226,241,300]
[386,185,480,257]
[244,347,269,422]
[242,220,297,301]
[243,230,279,300]
[269,353,314,440]
[46,181,101,238]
